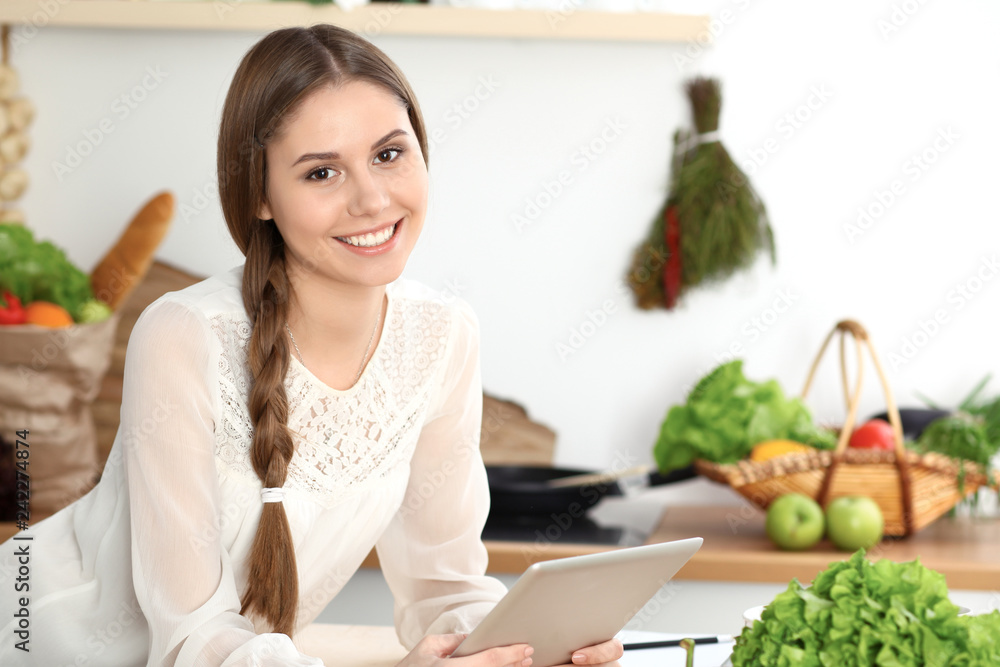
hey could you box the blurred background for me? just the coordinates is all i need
[12,0,1000,507]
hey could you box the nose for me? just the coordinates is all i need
[346,168,390,218]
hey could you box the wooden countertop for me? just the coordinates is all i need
[467,505,1000,590]
[10,505,997,591]
[647,505,1000,590]
[295,624,406,667]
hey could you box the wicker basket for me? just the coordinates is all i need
[694,320,998,536]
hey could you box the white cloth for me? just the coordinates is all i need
[0,264,507,666]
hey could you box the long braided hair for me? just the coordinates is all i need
[216,24,429,636]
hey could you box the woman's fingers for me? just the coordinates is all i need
[405,634,532,667]
[449,643,534,667]
[410,635,620,667]
[401,633,468,663]
[569,638,624,664]
[428,633,467,656]
[481,643,534,667]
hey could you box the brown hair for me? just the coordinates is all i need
[216,24,429,636]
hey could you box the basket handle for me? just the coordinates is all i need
[799,320,916,534]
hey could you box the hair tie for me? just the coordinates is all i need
[261,487,285,503]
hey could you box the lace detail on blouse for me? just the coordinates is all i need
[210,292,451,509]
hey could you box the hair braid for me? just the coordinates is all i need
[239,220,299,636]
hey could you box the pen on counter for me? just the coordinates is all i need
[622,635,735,650]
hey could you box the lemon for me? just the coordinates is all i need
[750,439,814,462]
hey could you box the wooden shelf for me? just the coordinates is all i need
[0,0,709,42]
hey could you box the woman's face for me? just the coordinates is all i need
[258,79,428,290]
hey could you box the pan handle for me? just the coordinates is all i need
[546,464,652,489]
[647,465,698,486]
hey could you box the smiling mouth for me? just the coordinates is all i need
[335,221,399,248]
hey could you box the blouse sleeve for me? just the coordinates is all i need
[374,298,508,650]
[121,298,323,667]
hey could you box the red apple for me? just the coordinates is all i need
[848,419,896,451]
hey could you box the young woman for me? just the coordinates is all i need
[0,25,623,667]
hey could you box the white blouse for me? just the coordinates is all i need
[0,264,507,666]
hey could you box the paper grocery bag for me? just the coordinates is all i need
[480,393,557,465]
[0,314,119,520]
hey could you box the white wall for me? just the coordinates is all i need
[14,1,1000,496]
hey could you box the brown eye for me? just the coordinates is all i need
[374,148,403,164]
[308,167,332,181]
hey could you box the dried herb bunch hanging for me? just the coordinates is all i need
[627,76,775,310]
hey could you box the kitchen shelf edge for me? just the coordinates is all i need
[0,1,711,42]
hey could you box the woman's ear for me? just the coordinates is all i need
[257,201,273,221]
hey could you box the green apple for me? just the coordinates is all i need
[826,496,884,551]
[765,493,825,551]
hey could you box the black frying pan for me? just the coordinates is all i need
[865,407,952,441]
[486,464,697,517]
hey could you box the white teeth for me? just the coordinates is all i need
[337,223,396,248]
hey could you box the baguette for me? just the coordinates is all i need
[90,191,174,310]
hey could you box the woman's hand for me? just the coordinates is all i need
[396,633,533,667]
[563,637,624,667]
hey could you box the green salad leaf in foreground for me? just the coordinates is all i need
[732,550,1000,666]
[653,360,835,473]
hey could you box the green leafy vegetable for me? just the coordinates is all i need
[0,223,97,323]
[968,395,1000,450]
[731,551,1000,666]
[913,376,1000,508]
[916,375,1000,464]
[959,376,1000,463]
[653,360,835,473]
[913,412,996,503]
[914,413,994,469]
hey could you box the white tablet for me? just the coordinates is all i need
[451,537,703,667]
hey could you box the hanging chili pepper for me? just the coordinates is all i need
[0,291,27,325]
[662,205,683,309]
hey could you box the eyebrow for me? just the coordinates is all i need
[290,129,409,168]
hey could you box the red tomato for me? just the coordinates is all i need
[848,419,896,450]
